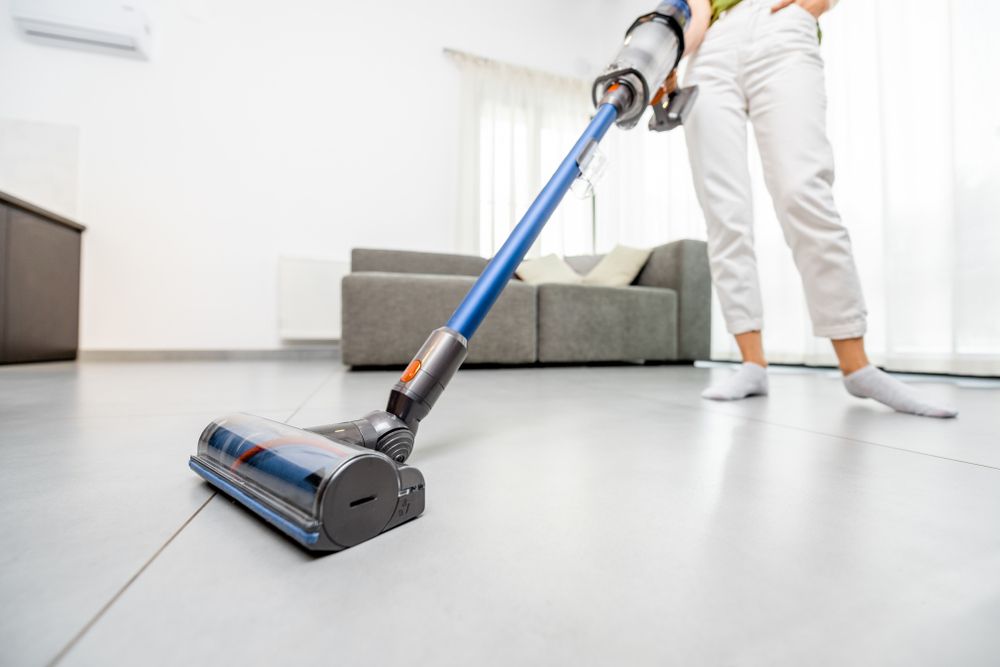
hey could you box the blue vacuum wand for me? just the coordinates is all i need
[445,103,620,341]
[189,0,696,552]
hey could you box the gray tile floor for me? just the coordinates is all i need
[1,359,998,666]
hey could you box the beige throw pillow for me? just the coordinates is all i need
[515,254,583,285]
[582,245,652,287]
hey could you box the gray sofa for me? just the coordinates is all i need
[341,239,710,367]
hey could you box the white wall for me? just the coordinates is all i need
[0,0,630,350]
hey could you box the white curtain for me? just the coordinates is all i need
[451,50,596,259]
[452,0,1000,375]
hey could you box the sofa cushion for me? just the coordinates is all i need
[581,245,652,287]
[537,284,678,363]
[564,254,603,275]
[516,254,583,285]
[342,272,536,366]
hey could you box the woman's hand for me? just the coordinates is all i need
[684,0,712,55]
[663,70,678,96]
[770,0,829,19]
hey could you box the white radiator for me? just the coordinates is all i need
[277,256,349,340]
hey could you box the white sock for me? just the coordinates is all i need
[843,365,958,418]
[701,362,769,401]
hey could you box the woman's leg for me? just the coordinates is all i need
[746,8,956,417]
[685,61,762,339]
[831,337,869,375]
[685,12,771,401]
[735,331,768,367]
[747,8,868,342]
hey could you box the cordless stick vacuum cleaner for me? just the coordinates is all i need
[189,0,698,552]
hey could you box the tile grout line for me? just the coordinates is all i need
[573,369,1000,473]
[476,366,998,474]
[49,364,339,664]
[726,413,1000,473]
[649,391,1000,474]
[282,367,341,424]
[47,493,216,667]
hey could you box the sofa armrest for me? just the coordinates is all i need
[351,248,488,277]
[634,239,711,360]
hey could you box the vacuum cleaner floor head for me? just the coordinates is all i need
[189,413,425,551]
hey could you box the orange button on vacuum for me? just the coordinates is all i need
[401,359,422,383]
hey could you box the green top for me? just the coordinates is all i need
[710,0,744,23]
[709,0,821,39]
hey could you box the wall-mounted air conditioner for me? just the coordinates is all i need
[11,0,151,60]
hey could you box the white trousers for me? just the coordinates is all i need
[684,0,867,339]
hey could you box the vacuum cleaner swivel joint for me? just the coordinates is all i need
[386,327,469,439]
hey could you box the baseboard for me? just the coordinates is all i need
[79,345,340,362]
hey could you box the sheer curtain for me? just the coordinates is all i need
[450,50,596,259]
[451,48,706,258]
[452,0,1000,375]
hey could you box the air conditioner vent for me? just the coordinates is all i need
[11,1,151,60]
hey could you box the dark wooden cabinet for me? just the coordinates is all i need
[0,192,86,363]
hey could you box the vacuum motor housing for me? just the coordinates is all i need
[189,413,425,551]
[592,0,691,128]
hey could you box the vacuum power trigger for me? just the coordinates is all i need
[649,84,699,132]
